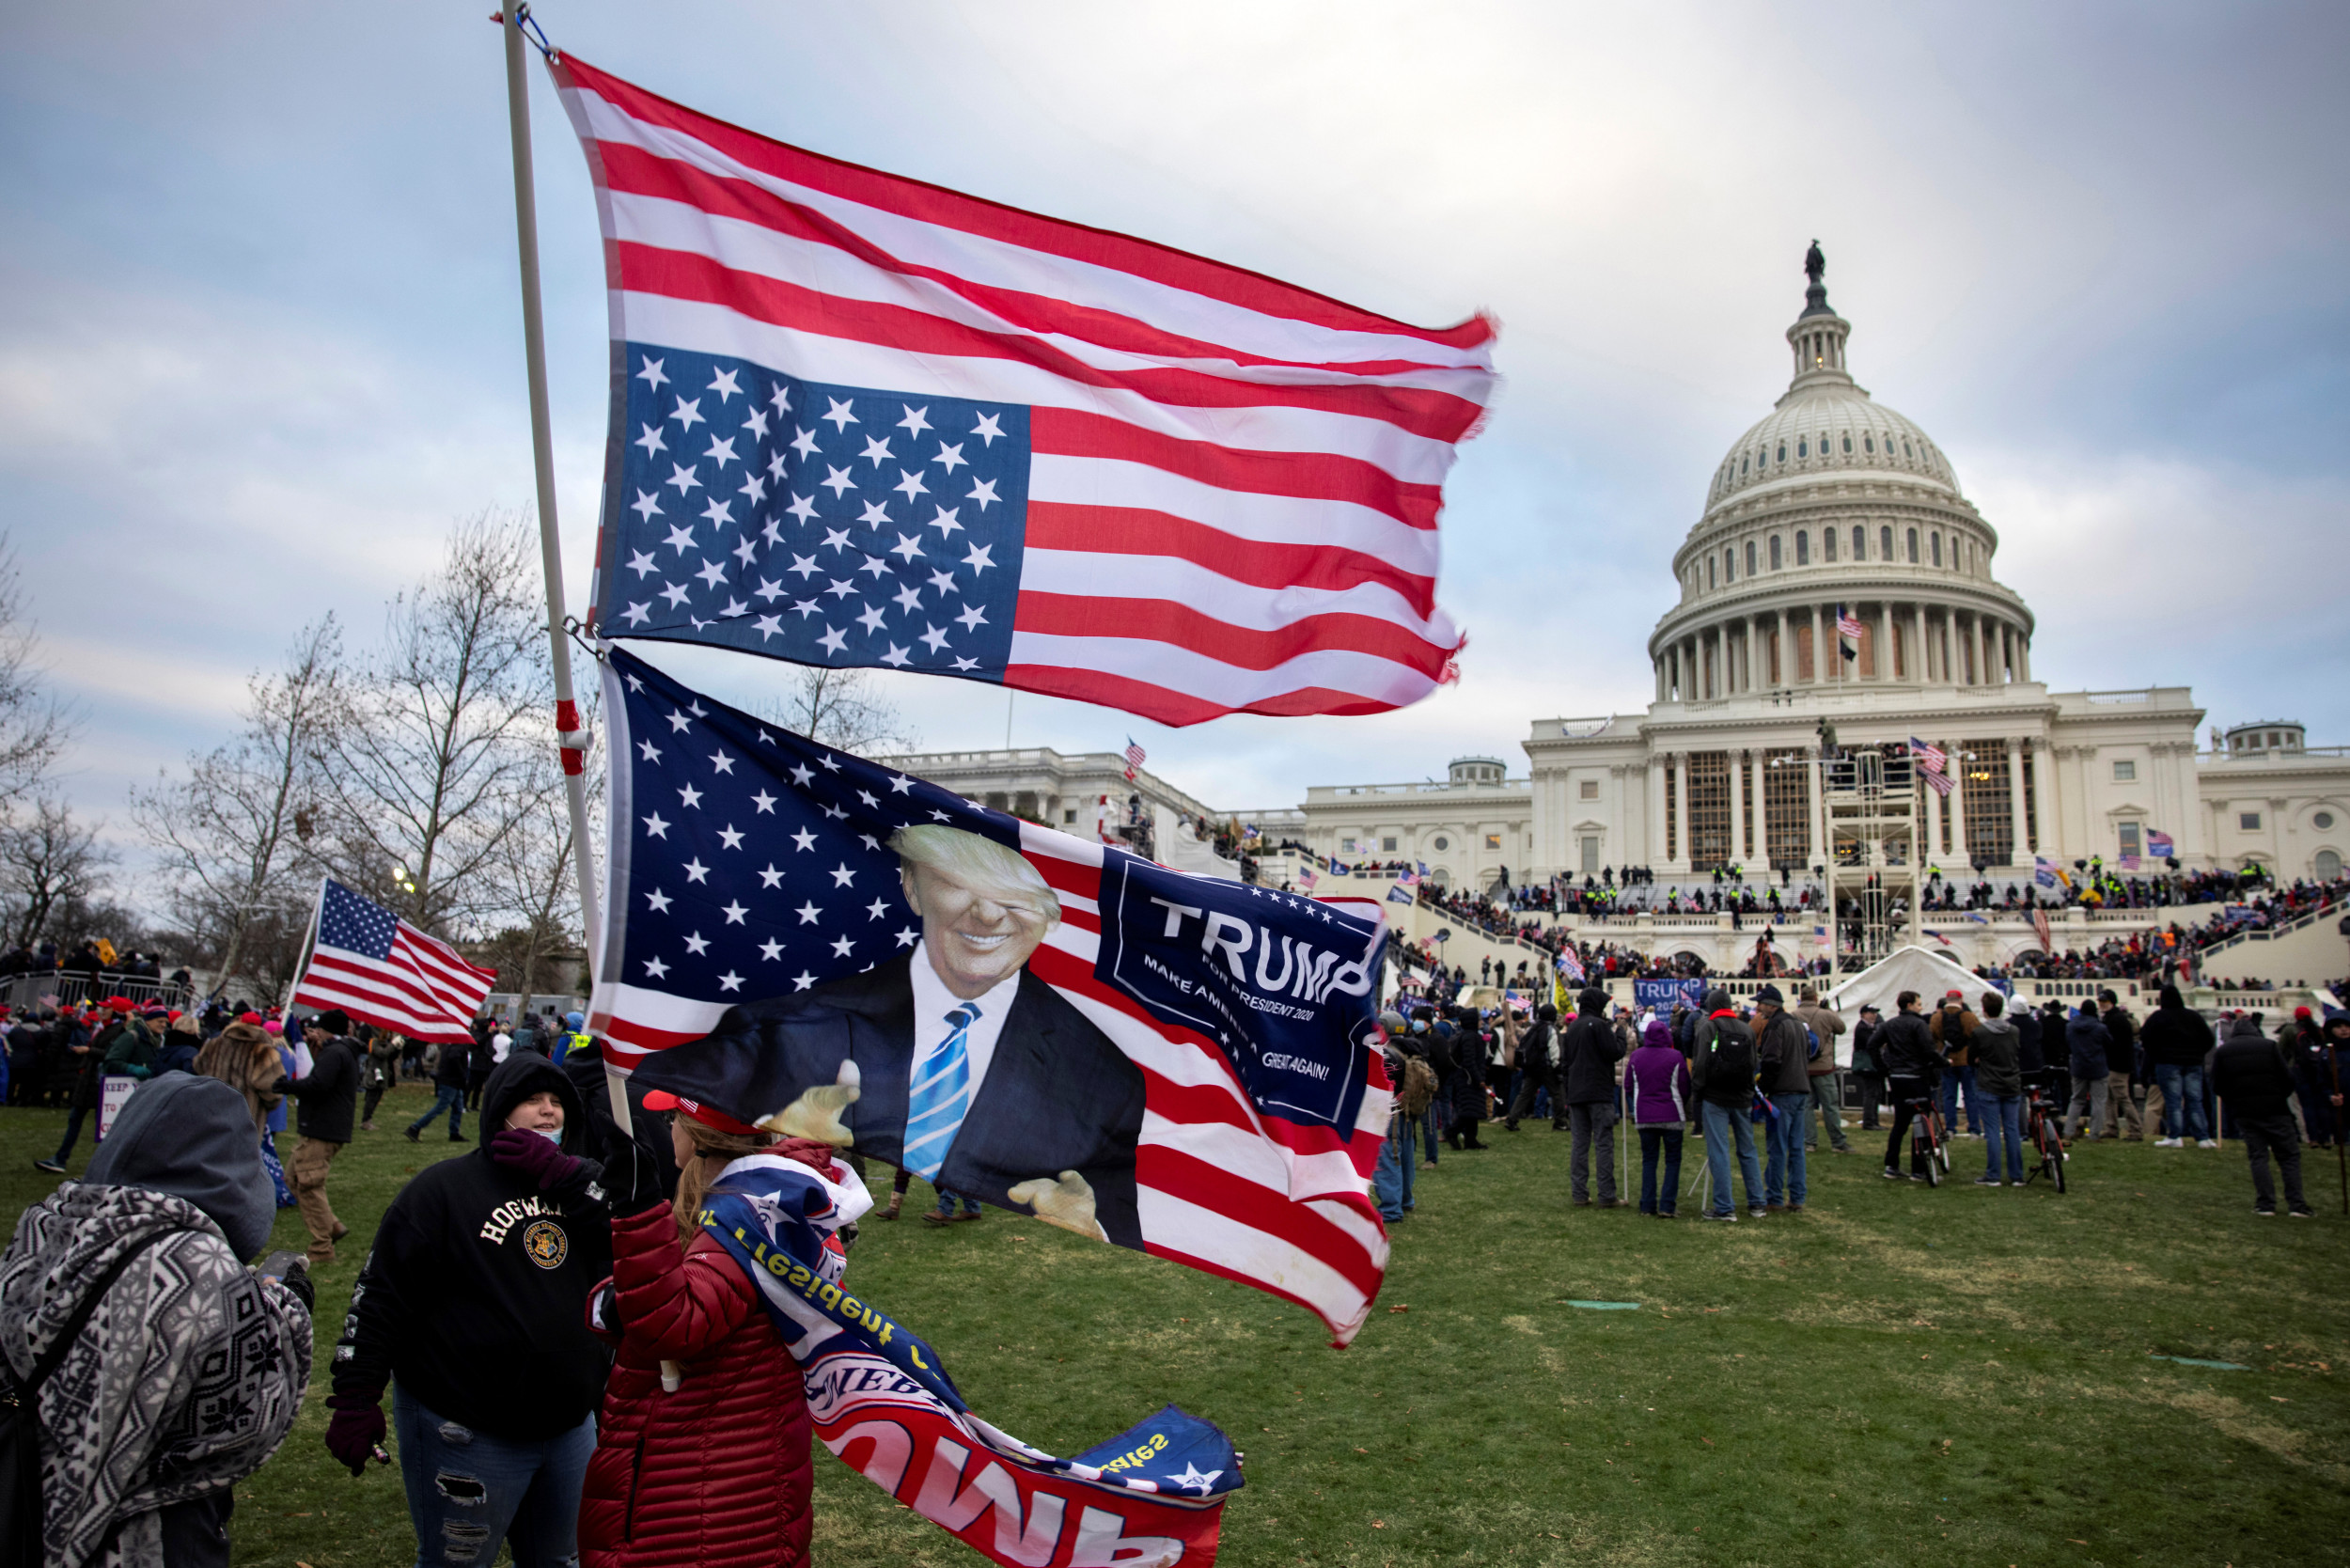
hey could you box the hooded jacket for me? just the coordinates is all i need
[1558,991,1624,1105]
[2066,1011,2112,1080]
[286,1030,363,1144]
[1625,1023,1694,1127]
[2208,1017,2296,1120]
[0,1075,311,1568]
[1756,1007,1814,1096]
[2140,989,2217,1068]
[1691,993,1757,1108]
[332,1052,614,1439]
[1970,1015,2023,1098]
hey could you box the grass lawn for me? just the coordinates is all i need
[7,1083,2350,1567]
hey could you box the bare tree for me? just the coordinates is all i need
[484,737,590,1010]
[312,512,556,937]
[760,666,915,758]
[133,619,341,996]
[0,797,114,949]
[0,535,75,806]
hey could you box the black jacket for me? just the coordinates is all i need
[432,1038,471,1090]
[560,1042,681,1205]
[1691,1010,1755,1108]
[2208,1019,2296,1121]
[2103,1008,2138,1079]
[288,1035,363,1144]
[2014,1009,2046,1075]
[1876,1011,1939,1079]
[333,1052,613,1438]
[2140,1002,2215,1068]
[1849,1018,1880,1075]
[1559,1008,1623,1105]
[1756,1010,1811,1096]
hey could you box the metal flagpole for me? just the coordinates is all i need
[498,6,624,1126]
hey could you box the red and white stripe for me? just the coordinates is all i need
[551,55,1495,728]
[292,914,496,1045]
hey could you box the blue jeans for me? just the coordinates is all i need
[1373,1130,1404,1220]
[1637,1126,1683,1214]
[410,1084,465,1138]
[1700,1101,1765,1215]
[1939,1063,1982,1134]
[2155,1063,2210,1140]
[1765,1092,1810,1205]
[932,1187,981,1216]
[1982,1093,2025,1181]
[392,1388,592,1568]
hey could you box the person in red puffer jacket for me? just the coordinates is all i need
[580,1092,838,1567]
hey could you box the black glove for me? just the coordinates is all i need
[256,1251,314,1312]
[597,1126,668,1215]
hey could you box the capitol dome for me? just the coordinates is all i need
[1648,248,2035,701]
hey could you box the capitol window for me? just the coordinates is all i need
[1433,836,1449,851]
[1823,528,1837,562]
[1842,433,1854,453]
[1796,530,1810,565]
[1881,525,1893,558]
[1746,541,1758,575]
[1483,833,1501,850]
[2113,760,2136,781]
[1777,443,1786,463]
[2240,812,2263,832]
[1579,780,1600,800]
[1770,535,1782,570]
[1905,527,1919,563]
[1382,837,1398,852]
[1931,533,1942,566]
[1741,454,1749,475]
[1865,433,1875,452]
[2314,813,2334,831]
[1853,525,1866,558]
[1903,439,1914,457]
[1724,548,1734,582]
[1707,557,1716,589]
[1798,438,1808,458]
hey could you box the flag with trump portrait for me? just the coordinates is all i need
[550,54,1495,728]
[589,647,1394,1345]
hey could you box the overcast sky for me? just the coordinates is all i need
[4,1,2343,874]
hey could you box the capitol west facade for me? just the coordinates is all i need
[896,261,2350,905]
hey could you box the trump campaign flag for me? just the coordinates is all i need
[290,879,497,1043]
[550,56,1496,727]
[588,647,1392,1344]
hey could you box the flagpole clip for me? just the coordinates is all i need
[489,6,556,59]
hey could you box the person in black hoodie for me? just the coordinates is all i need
[1560,988,1627,1208]
[1877,991,1942,1180]
[2208,1015,2313,1217]
[327,1050,614,1568]
[2140,983,2216,1146]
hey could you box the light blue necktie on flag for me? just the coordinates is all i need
[903,1003,979,1182]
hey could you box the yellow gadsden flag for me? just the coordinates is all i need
[95,938,118,967]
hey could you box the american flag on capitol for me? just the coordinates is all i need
[290,880,497,1044]
[589,648,1395,1342]
[1910,734,1954,798]
[1835,604,1863,661]
[1123,736,1146,781]
[549,55,1496,727]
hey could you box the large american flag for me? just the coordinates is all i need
[290,880,497,1044]
[1910,734,1954,798]
[550,55,1496,727]
[1835,604,1863,660]
[589,648,1394,1342]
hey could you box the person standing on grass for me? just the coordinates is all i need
[1850,1003,1887,1132]
[1504,1001,1564,1132]
[1930,991,1982,1137]
[0,1074,315,1568]
[2063,1004,2113,1142]
[1970,993,2027,1186]
[1559,987,1626,1209]
[1692,988,1765,1221]
[1878,991,1941,1181]
[2207,1014,2315,1218]
[2100,990,2142,1141]
[282,1009,364,1266]
[1626,1018,1692,1218]
[467,1017,497,1111]
[1753,984,1813,1214]
[327,1050,615,1567]
[359,1023,401,1132]
[407,1024,472,1143]
[1794,985,1852,1154]
[2286,1006,2336,1149]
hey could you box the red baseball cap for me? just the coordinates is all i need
[641,1090,761,1137]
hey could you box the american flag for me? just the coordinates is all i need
[551,56,1496,729]
[1835,604,1862,660]
[290,880,497,1044]
[589,648,1394,1342]
[1124,736,1146,782]
[1556,946,1587,985]
[1910,735,1954,798]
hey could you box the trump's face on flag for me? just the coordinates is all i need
[892,825,1061,999]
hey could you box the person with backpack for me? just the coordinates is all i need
[2140,984,2217,1147]
[1970,992,2027,1186]
[1753,985,1814,1214]
[1559,988,1627,1209]
[1503,1002,1564,1132]
[1878,991,1942,1181]
[0,1073,314,1565]
[1691,989,1766,1221]
[1625,1018,1693,1218]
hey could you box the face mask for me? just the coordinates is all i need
[530,1125,562,1146]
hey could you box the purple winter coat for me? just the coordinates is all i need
[1626,1027,1695,1127]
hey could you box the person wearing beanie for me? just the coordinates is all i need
[1752,983,1815,1212]
[1503,1000,1564,1133]
[284,1009,366,1265]
[1625,1018,1693,1217]
[328,1051,614,1565]
[1559,986,1627,1209]
[2208,1014,2314,1217]
[2139,984,2216,1147]
[1690,986,1767,1219]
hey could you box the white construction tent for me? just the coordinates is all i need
[1819,945,1999,1070]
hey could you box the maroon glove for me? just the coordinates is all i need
[323,1390,385,1477]
[490,1128,590,1193]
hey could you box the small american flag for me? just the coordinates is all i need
[554,56,1495,728]
[1556,946,1586,984]
[1910,735,1954,798]
[291,880,497,1044]
[1835,604,1862,661]
[1124,736,1147,781]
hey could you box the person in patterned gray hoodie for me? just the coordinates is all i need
[0,1073,314,1568]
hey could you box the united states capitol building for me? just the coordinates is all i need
[886,256,2348,971]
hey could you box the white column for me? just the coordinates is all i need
[1805,745,1823,870]
[2006,738,2029,865]
[1809,604,1823,683]
[1946,737,1967,861]
[1729,748,1747,861]
[1675,753,1690,867]
[1913,604,1928,683]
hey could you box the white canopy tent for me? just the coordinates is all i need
[1820,945,1997,1069]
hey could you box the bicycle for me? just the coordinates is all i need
[2023,1076,2067,1194]
[1899,1086,1945,1186]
